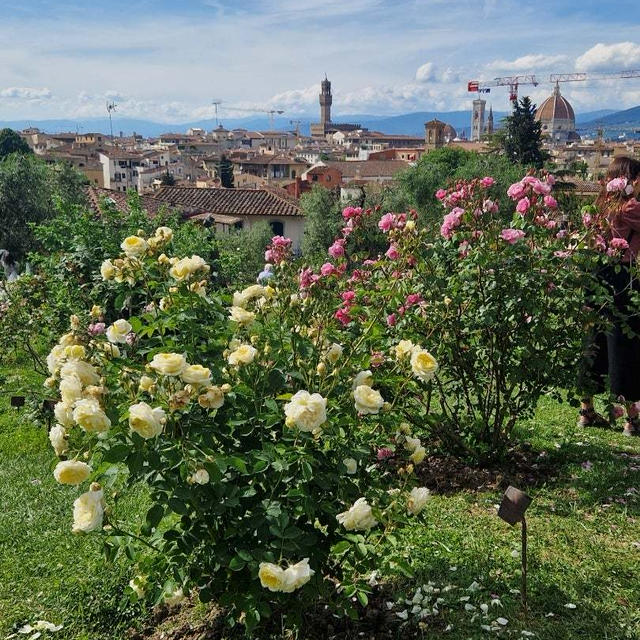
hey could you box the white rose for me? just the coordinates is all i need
[72,483,104,533]
[106,319,132,344]
[228,344,257,366]
[404,436,421,452]
[121,235,148,257]
[54,402,74,428]
[285,558,314,590]
[129,402,166,439]
[353,385,384,415]
[336,497,378,531]
[129,575,147,599]
[259,563,290,592]
[410,348,438,382]
[169,255,207,281]
[407,487,431,515]
[139,375,155,392]
[49,425,68,457]
[73,398,111,433]
[343,458,358,474]
[46,345,65,375]
[149,352,187,376]
[59,375,83,405]
[229,306,255,326]
[232,291,248,308]
[284,390,327,433]
[181,364,211,385]
[352,370,373,389]
[54,460,91,485]
[64,344,86,360]
[100,259,115,280]
[324,343,343,364]
[153,226,173,242]
[394,339,415,360]
[189,469,210,485]
[60,360,100,387]
[198,386,225,409]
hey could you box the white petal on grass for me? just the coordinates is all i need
[396,609,409,620]
[465,603,476,612]
[496,617,509,625]
[564,603,577,609]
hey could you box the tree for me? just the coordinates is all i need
[0,128,32,159]
[497,97,548,168]
[160,171,176,186]
[300,185,343,258]
[218,155,234,188]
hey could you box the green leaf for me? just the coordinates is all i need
[103,444,129,463]
[357,592,369,607]
[229,556,246,571]
[391,558,414,578]
[331,540,350,555]
[168,497,189,515]
[145,504,164,530]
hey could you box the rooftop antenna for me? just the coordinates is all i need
[212,100,222,127]
[106,101,117,141]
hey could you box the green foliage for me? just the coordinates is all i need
[0,128,31,158]
[218,155,234,189]
[300,185,343,259]
[214,221,273,287]
[496,96,548,168]
[160,171,176,186]
[397,148,523,225]
[0,155,85,257]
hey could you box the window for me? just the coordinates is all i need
[269,220,284,236]
[234,221,244,230]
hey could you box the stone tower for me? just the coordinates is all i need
[486,106,494,135]
[471,99,486,142]
[320,75,332,127]
[425,119,446,151]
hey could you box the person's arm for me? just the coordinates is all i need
[619,198,640,232]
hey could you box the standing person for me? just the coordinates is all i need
[578,156,640,435]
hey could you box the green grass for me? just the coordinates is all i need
[1,365,638,639]
[0,365,149,639]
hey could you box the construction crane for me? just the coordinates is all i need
[289,119,302,136]
[219,105,285,130]
[106,101,117,141]
[211,100,222,127]
[468,69,640,102]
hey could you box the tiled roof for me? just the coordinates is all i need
[154,186,303,217]
[86,187,187,218]
[325,160,409,178]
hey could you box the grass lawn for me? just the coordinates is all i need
[1,362,638,639]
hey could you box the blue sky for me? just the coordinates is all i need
[0,0,639,122]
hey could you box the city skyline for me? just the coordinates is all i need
[0,0,639,122]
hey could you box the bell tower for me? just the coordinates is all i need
[471,98,486,142]
[320,75,332,127]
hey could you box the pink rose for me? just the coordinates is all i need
[320,262,335,277]
[610,237,629,251]
[386,313,397,327]
[341,290,356,303]
[500,228,526,244]
[385,243,399,260]
[440,207,464,239]
[378,212,395,232]
[546,174,556,186]
[515,197,531,214]
[405,293,421,306]
[606,177,628,193]
[370,351,385,367]
[533,180,551,195]
[543,195,558,209]
[507,181,526,200]
[377,448,394,461]
[328,239,345,259]
[88,322,106,336]
[481,176,495,188]
[435,188,447,200]
[334,307,351,326]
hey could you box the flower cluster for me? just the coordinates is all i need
[264,235,293,264]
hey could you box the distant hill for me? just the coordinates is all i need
[0,107,634,139]
[583,105,640,126]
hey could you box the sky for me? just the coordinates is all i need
[0,0,639,123]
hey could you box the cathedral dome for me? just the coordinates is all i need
[535,83,575,123]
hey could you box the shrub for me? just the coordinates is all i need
[44,227,434,634]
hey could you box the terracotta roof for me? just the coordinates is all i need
[86,187,183,218]
[560,179,600,193]
[535,83,575,122]
[154,186,302,217]
[325,160,409,178]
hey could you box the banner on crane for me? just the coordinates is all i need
[467,81,479,92]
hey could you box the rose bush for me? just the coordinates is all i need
[44,227,436,633]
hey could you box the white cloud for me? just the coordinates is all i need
[486,54,569,72]
[575,42,640,71]
[0,87,52,100]
[415,62,435,83]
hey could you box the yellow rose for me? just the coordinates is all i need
[353,385,384,415]
[129,401,166,439]
[73,398,111,433]
[49,425,68,457]
[158,253,170,265]
[54,460,91,485]
[232,291,248,308]
[54,402,74,428]
[150,352,187,376]
[198,386,224,409]
[405,220,416,231]
[336,497,378,531]
[284,390,327,433]
[169,255,207,281]
[59,375,83,405]
[316,362,327,376]
[153,226,173,242]
[410,445,426,464]
[188,469,210,485]
[228,344,257,366]
[106,319,133,344]
[407,487,430,515]
[121,235,148,258]
[64,344,86,360]
[258,563,295,593]
[394,339,414,360]
[90,305,103,319]
[181,364,211,386]
[410,348,438,382]
[100,259,115,280]
[229,306,255,326]
[60,360,100,386]
[343,458,358,474]
[324,343,343,364]
[139,375,155,392]
[352,370,373,389]
[404,436,421,452]
[46,345,65,375]
[72,483,104,533]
